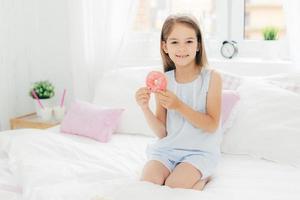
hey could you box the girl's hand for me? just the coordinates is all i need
[156,90,182,110]
[135,87,151,109]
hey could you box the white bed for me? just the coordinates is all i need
[1,66,300,200]
[0,128,300,200]
[0,150,21,200]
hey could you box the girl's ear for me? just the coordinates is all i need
[162,41,168,54]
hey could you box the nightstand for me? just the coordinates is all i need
[10,113,61,130]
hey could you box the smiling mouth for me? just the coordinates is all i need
[176,55,188,58]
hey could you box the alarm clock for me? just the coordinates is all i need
[220,40,238,59]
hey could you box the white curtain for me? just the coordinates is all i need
[0,1,27,130]
[68,0,138,101]
[1,0,74,130]
[283,0,300,70]
[0,66,16,131]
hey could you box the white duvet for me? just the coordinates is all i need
[0,151,20,200]
[0,129,300,200]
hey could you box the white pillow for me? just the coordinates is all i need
[221,79,300,167]
[219,70,243,90]
[93,67,244,137]
[262,73,300,85]
[262,73,300,95]
[93,67,161,137]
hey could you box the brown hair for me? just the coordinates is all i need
[160,14,208,72]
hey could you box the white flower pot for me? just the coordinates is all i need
[34,98,54,117]
[263,40,280,60]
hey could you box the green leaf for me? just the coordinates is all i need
[29,80,55,99]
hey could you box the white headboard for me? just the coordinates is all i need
[118,58,295,77]
[210,58,294,76]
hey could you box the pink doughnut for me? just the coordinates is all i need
[146,71,167,92]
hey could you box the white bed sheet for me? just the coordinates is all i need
[0,128,299,200]
[0,151,21,200]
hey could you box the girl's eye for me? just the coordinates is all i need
[187,40,194,43]
[171,41,178,44]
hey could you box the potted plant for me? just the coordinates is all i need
[262,26,279,59]
[262,26,279,41]
[29,80,55,116]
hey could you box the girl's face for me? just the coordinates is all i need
[163,23,199,68]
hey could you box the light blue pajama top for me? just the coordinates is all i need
[147,69,223,177]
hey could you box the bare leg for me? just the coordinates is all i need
[192,177,210,191]
[165,162,201,189]
[140,160,170,185]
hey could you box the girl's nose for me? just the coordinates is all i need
[177,44,186,51]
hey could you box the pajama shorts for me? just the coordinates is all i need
[146,146,220,180]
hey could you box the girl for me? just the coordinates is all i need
[135,14,222,191]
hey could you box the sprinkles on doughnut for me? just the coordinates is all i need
[146,71,168,92]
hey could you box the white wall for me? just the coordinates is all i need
[0,0,296,130]
[0,0,73,130]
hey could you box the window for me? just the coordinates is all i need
[244,0,286,40]
[231,0,287,59]
[132,0,217,39]
[120,0,288,67]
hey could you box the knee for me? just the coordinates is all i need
[140,174,165,185]
[165,177,188,189]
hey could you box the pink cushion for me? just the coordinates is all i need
[221,90,240,125]
[60,101,124,142]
